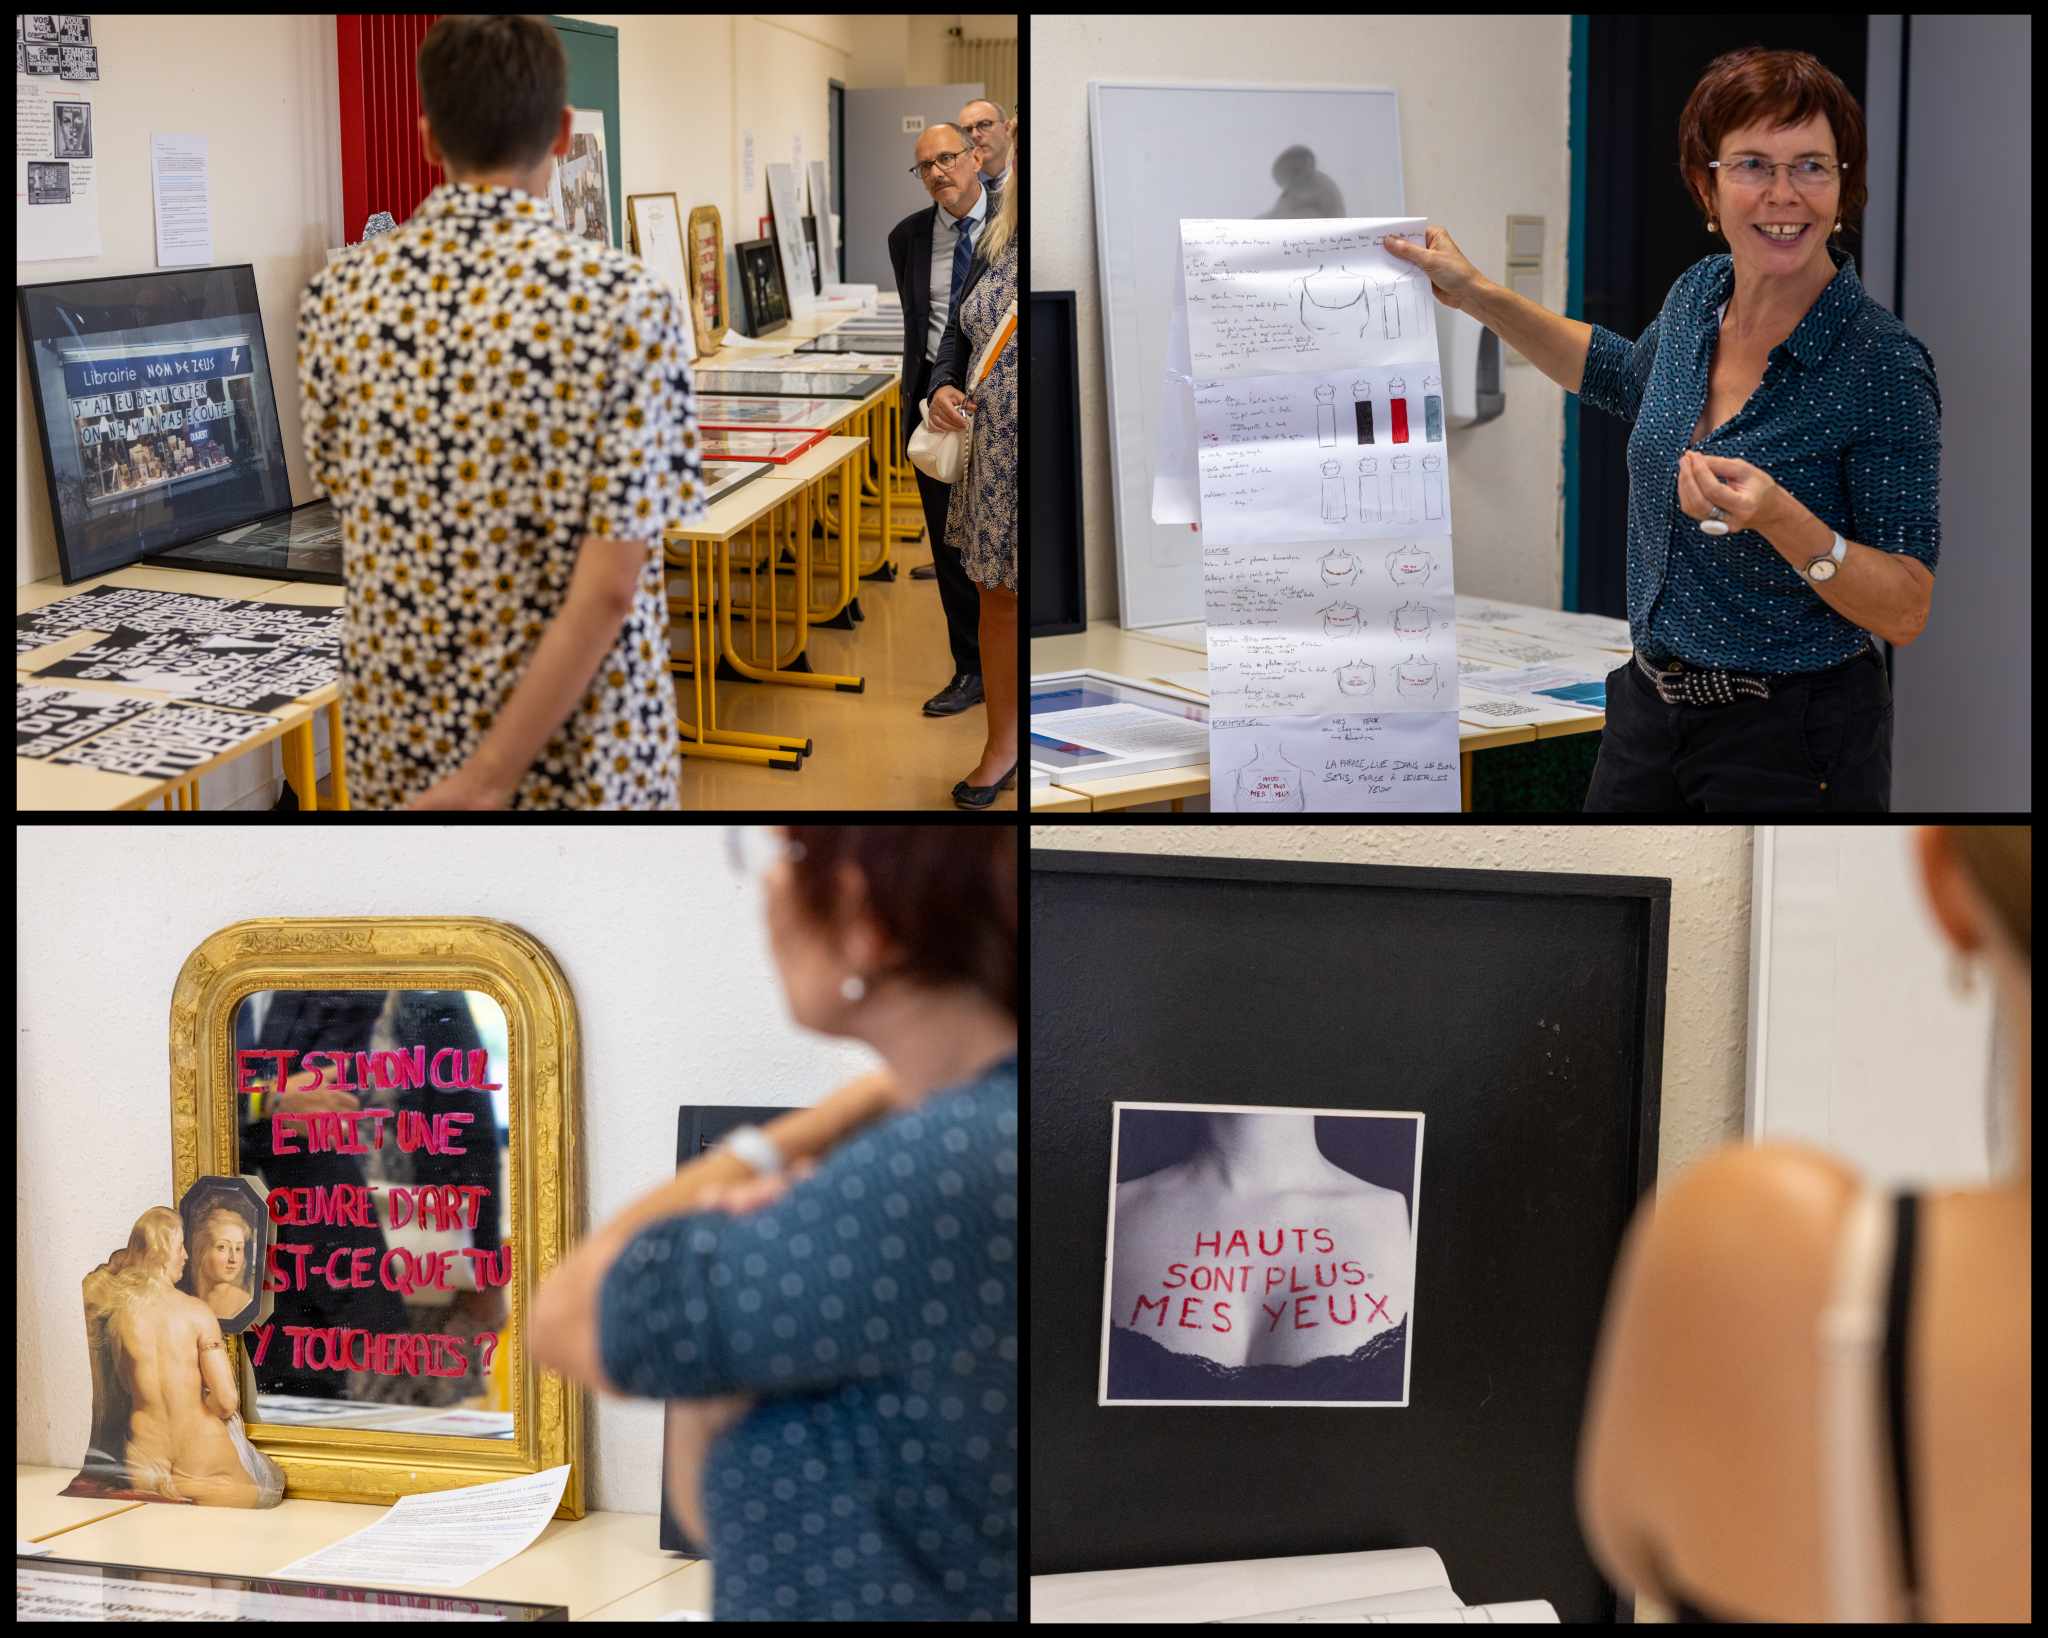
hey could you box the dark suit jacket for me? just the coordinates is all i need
[886,176,1002,458]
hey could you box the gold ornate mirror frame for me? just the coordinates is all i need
[169,917,585,1518]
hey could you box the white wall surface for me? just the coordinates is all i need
[1034,16,1575,623]
[15,825,878,1515]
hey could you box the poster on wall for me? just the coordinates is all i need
[15,73,101,260]
[548,108,611,247]
[1099,1101,1421,1407]
[762,162,815,320]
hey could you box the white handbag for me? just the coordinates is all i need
[908,296,1017,484]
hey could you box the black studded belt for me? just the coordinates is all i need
[1633,649,1773,707]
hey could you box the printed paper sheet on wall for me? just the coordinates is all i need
[1170,218,1459,810]
[1100,1102,1422,1407]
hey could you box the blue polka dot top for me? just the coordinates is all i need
[600,1058,1018,1621]
[1575,246,1942,673]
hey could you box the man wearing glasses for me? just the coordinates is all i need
[960,98,1013,194]
[887,120,995,721]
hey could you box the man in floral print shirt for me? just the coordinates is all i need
[297,15,701,809]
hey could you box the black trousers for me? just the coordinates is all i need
[913,463,982,679]
[1584,645,1892,812]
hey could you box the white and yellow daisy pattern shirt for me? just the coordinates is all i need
[298,182,703,809]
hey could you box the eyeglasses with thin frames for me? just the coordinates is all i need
[909,149,974,182]
[1708,156,1845,191]
[961,118,999,137]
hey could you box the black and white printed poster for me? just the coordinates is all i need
[48,700,279,779]
[15,682,156,760]
[15,585,342,655]
[35,623,336,712]
[1100,1102,1422,1406]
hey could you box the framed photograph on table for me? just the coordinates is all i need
[626,192,696,363]
[733,238,788,339]
[684,204,727,359]
[1029,668,1210,782]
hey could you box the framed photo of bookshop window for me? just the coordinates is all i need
[169,917,587,1518]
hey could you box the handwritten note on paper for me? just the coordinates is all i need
[1192,366,1455,549]
[1181,218,1435,378]
[1179,217,1459,812]
[1209,713,1459,813]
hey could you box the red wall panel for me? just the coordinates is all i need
[336,14,445,243]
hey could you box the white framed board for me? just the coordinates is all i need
[1089,79,1406,630]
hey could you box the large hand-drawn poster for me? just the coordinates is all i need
[1171,217,1461,810]
[1100,1102,1422,1406]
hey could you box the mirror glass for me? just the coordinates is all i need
[230,988,513,1439]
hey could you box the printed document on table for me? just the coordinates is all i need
[1459,660,1611,705]
[272,1464,570,1590]
[1031,702,1209,763]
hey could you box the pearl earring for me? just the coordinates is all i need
[840,974,867,1002]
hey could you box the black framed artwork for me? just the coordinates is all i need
[17,264,294,583]
[1028,290,1086,637]
[1031,849,1672,1622]
[733,237,788,338]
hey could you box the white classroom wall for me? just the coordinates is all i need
[15,825,879,1514]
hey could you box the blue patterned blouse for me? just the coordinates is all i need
[1576,246,1941,672]
[600,1058,1018,1621]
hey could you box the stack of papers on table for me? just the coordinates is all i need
[1031,1546,1556,1624]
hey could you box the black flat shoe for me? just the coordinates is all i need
[910,561,939,579]
[922,673,984,716]
[951,762,1018,809]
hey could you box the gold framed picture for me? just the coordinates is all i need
[685,205,727,359]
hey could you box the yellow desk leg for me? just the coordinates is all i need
[667,530,807,768]
[1461,749,1474,813]
[290,722,319,812]
[326,700,351,811]
[717,490,863,693]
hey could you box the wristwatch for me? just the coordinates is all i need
[1805,531,1848,583]
[717,1124,785,1176]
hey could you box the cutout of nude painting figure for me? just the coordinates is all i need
[74,1207,284,1507]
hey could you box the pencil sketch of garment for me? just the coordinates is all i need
[1423,373,1444,441]
[1298,265,1367,336]
[1231,742,1309,811]
[1356,457,1383,525]
[1421,453,1445,520]
[1395,654,1444,701]
[1315,383,1337,447]
[1390,454,1414,523]
[1387,375,1410,443]
[1352,380,1373,445]
[1320,601,1363,638]
[1321,459,1346,522]
[1385,545,1437,587]
[1319,548,1360,586]
[1367,275,1400,340]
[1335,660,1376,698]
[1392,600,1434,637]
